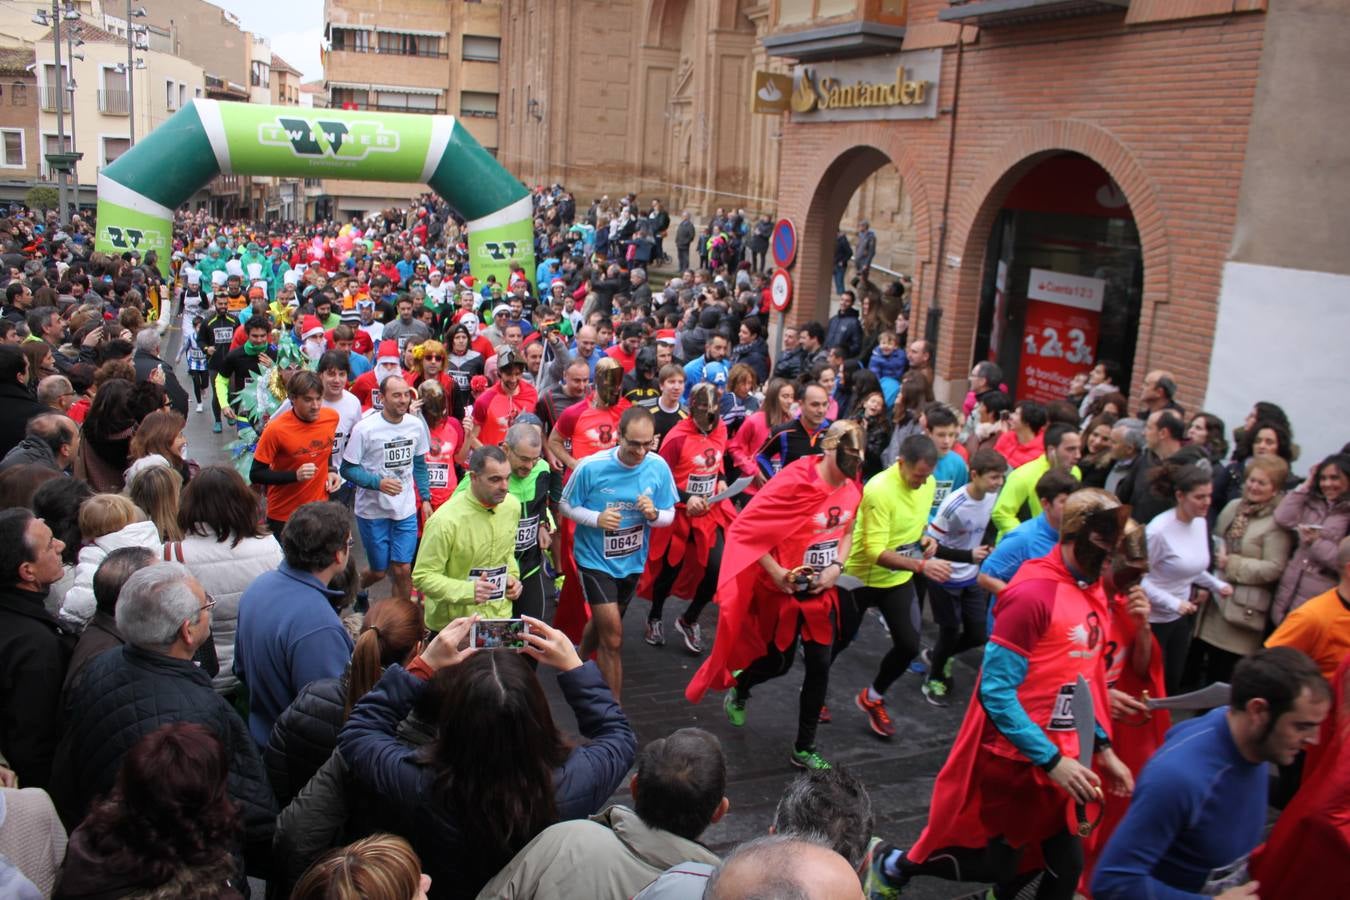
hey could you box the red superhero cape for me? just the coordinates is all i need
[638,418,736,602]
[686,457,860,704]
[1249,653,1350,897]
[908,551,1113,869]
[1080,596,1170,896]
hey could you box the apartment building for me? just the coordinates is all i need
[319,0,502,217]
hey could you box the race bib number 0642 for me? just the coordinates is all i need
[603,524,643,559]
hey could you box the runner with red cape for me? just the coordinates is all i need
[687,422,864,769]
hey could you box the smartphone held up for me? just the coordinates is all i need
[471,618,530,650]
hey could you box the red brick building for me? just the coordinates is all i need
[768,0,1271,422]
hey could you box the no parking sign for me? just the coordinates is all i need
[770,218,797,269]
[769,268,793,312]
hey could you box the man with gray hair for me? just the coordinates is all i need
[1105,417,1146,498]
[53,562,276,854]
[36,374,75,413]
[0,411,78,472]
[132,324,188,415]
[705,834,863,900]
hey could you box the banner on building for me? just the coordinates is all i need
[786,49,941,123]
[1016,268,1105,403]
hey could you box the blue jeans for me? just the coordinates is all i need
[833,264,847,294]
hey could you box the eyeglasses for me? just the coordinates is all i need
[199,595,218,614]
[510,450,542,466]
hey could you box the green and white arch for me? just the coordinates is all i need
[95,99,534,285]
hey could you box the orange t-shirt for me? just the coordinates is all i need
[254,407,340,522]
[1266,587,1350,682]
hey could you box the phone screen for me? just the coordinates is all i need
[472,618,527,649]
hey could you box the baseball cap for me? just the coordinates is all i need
[496,347,524,371]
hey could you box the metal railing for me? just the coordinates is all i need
[99,89,131,115]
[329,43,448,59]
[38,86,61,112]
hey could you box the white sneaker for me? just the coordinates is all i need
[674,617,703,654]
[195,402,203,413]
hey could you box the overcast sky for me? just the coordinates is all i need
[214,0,324,82]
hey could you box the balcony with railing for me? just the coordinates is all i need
[38,86,62,112]
[98,89,130,115]
[938,0,1128,26]
[763,0,909,60]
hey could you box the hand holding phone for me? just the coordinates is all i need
[518,616,583,671]
[471,618,528,650]
[419,615,478,671]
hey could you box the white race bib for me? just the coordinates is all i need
[469,565,508,602]
[516,515,540,553]
[803,539,838,570]
[213,326,234,344]
[1048,683,1076,732]
[686,472,716,498]
[383,438,413,470]
[603,524,644,559]
[427,462,450,488]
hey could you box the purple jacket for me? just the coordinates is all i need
[1272,486,1350,623]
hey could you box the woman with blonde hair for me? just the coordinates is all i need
[59,493,161,630]
[1190,455,1294,685]
[291,834,430,900]
[127,464,184,543]
[127,408,193,485]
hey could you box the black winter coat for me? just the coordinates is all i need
[53,645,277,845]
[0,380,45,460]
[132,349,189,417]
[265,675,346,809]
[0,585,74,790]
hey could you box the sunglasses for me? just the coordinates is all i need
[423,354,444,361]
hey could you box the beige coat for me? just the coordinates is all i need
[1195,498,1292,656]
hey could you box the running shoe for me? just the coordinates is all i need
[856,688,896,738]
[863,841,905,899]
[921,679,950,707]
[212,422,222,434]
[909,646,930,676]
[645,619,665,647]
[674,617,703,654]
[790,748,832,770]
[195,402,203,413]
[724,691,747,727]
[818,704,832,724]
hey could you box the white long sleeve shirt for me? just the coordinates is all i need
[1141,508,1229,624]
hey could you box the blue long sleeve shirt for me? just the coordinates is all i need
[1092,708,1267,899]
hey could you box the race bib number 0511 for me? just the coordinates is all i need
[804,539,839,570]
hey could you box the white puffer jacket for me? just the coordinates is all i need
[173,529,283,695]
[60,521,164,631]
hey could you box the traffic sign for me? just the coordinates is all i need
[770,218,797,269]
[769,268,793,312]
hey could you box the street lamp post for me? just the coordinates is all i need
[127,4,147,145]
[66,31,83,216]
[32,1,68,225]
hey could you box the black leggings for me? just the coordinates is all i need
[1152,616,1194,697]
[735,629,833,753]
[208,371,223,422]
[928,583,989,682]
[513,567,547,621]
[834,582,921,695]
[900,829,1083,900]
[647,530,724,625]
[189,369,210,403]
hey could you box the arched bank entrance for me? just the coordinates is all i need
[93,100,535,284]
[970,153,1143,403]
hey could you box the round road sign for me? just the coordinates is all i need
[770,218,797,269]
[769,268,793,312]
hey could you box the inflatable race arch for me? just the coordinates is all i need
[94,99,534,284]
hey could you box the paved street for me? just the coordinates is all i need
[170,328,984,898]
